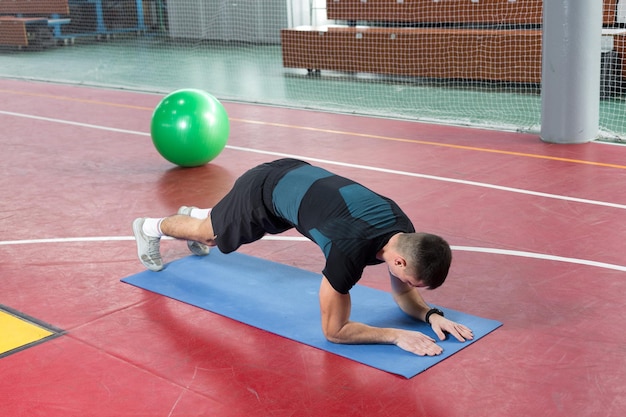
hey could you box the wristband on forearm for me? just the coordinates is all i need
[425,308,444,324]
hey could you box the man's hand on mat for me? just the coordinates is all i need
[428,314,474,343]
[394,330,444,356]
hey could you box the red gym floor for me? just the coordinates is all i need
[1,78,625,417]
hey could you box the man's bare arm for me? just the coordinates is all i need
[389,273,474,343]
[318,276,444,356]
[389,272,432,320]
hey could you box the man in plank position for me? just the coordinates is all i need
[133,158,473,356]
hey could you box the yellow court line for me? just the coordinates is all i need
[0,88,152,111]
[231,119,626,170]
[3,88,626,170]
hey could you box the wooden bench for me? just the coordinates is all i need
[0,0,69,47]
[0,16,47,47]
[615,34,626,79]
[281,26,543,83]
[282,1,623,84]
[0,0,69,15]
[326,0,618,26]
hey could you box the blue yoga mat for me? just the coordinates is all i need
[121,250,501,378]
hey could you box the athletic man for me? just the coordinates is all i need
[132,158,473,356]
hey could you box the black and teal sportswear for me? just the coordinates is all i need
[211,158,415,294]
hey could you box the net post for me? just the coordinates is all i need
[540,1,604,144]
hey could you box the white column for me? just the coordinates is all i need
[540,1,603,144]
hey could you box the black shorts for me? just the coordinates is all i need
[211,159,305,253]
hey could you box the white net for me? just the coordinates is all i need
[0,0,624,141]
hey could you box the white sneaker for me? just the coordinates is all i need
[177,206,211,256]
[132,218,164,271]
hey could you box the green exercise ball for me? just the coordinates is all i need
[150,89,230,167]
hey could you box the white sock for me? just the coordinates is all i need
[189,208,211,220]
[142,218,164,237]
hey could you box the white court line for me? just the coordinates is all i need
[2,110,625,210]
[451,246,626,272]
[0,236,625,272]
[0,110,146,136]
[226,146,626,211]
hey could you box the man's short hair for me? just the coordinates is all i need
[399,232,452,289]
